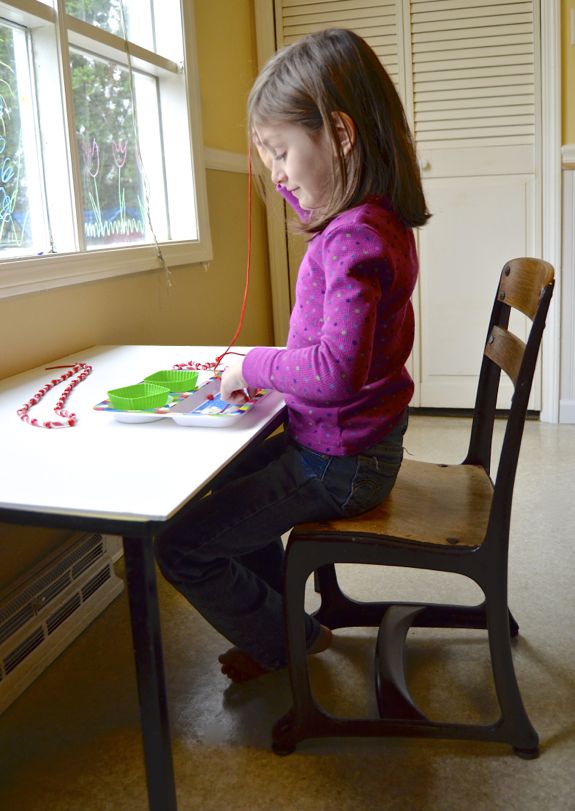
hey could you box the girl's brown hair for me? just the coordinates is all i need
[248,28,430,232]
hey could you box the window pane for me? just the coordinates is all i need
[71,50,167,249]
[0,23,47,257]
[65,0,155,51]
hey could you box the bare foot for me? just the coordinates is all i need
[219,625,333,683]
[218,648,269,682]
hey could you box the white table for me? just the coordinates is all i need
[0,346,286,811]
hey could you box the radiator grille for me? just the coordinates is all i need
[46,594,82,635]
[0,534,105,645]
[0,534,123,713]
[81,565,112,601]
[4,628,45,675]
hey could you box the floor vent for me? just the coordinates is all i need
[0,533,123,714]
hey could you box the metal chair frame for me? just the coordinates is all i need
[273,258,555,758]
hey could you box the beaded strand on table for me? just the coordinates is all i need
[17,363,92,428]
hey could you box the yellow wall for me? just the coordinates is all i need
[563,0,575,144]
[0,0,270,589]
[195,0,258,151]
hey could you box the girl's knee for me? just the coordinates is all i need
[155,531,218,588]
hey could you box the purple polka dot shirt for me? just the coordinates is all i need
[242,186,418,456]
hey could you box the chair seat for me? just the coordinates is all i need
[293,459,493,549]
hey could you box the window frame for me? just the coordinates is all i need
[0,0,212,299]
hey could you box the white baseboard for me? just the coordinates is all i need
[559,400,575,424]
[562,144,575,168]
[562,168,575,423]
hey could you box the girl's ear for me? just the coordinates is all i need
[333,112,356,156]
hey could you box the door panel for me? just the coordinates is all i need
[417,174,538,408]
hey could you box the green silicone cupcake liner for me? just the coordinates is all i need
[143,369,199,393]
[107,383,170,411]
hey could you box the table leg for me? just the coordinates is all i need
[122,535,177,811]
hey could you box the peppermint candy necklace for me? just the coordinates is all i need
[172,350,245,373]
[17,362,92,428]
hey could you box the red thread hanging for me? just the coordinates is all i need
[17,362,92,428]
[174,142,253,373]
[17,145,253,425]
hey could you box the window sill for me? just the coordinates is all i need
[0,240,213,299]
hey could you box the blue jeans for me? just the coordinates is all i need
[155,410,408,670]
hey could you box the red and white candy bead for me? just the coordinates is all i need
[17,362,92,429]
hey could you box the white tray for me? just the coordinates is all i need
[95,377,270,427]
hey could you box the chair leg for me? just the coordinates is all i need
[274,548,385,754]
[273,552,327,755]
[484,584,539,757]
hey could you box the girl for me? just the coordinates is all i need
[156,28,429,683]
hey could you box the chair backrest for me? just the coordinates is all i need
[463,258,555,543]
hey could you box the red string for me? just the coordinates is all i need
[18,149,253,426]
[17,363,92,428]
[174,142,253,373]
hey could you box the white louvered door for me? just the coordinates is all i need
[276,0,406,94]
[409,0,540,408]
[259,0,541,409]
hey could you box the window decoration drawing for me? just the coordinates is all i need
[0,23,31,252]
[73,54,148,247]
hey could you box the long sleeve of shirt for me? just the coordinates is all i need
[242,192,418,455]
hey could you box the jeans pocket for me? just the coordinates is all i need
[293,409,408,518]
[338,414,407,516]
[298,446,332,479]
[340,451,403,516]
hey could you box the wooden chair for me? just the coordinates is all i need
[273,257,555,758]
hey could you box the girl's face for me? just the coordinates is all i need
[253,121,334,210]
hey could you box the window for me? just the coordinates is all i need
[0,0,211,296]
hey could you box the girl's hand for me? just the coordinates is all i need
[220,361,253,404]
